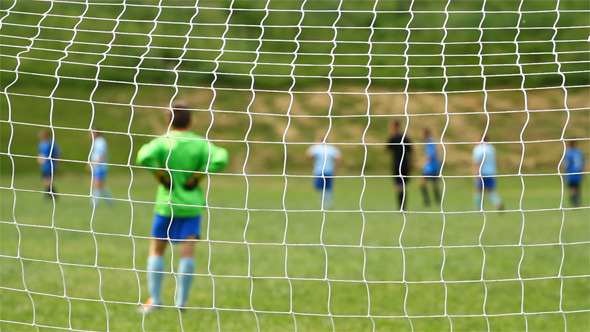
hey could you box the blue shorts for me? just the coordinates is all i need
[422,167,439,179]
[152,214,201,241]
[475,176,496,190]
[41,169,54,178]
[314,174,333,191]
[422,164,439,177]
[566,174,582,187]
[93,166,108,181]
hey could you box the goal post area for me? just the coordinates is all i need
[1,0,589,331]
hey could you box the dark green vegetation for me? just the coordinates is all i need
[1,173,589,331]
[1,0,588,91]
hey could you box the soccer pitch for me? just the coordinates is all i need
[1,171,588,331]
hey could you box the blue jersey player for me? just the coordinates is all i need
[37,129,61,199]
[419,128,441,206]
[563,140,585,207]
[306,134,341,209]
[472,135,503,211]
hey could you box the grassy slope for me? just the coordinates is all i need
[1,172,589,331]
[1,85,589,176]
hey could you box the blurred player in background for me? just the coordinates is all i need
[137,101,228,312]
[37,129,61,199]
[306,133,341,209]
[472,134,503,211]
[387,120,413,211]
[89,128,113,205]
[563,140,585,207]
[418,128,441,207]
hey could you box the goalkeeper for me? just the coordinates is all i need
[136,101,228,312]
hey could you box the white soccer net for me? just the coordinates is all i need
[1,0,589,330]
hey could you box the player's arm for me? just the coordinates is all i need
[416,144,429,168]
[385,137,393,151]
[472,162,481,176]
[472,149,483,180]
[205,143,229,173]
[184,142,229,190]
[37,154,45,165]
[335,149,342,163]
[333,148,342,171]
[37,143,46,165]
[137,139,172,189]
[561,152,569,173]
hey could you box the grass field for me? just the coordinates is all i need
[1,171,589,331]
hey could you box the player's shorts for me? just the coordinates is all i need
[422,167,440,180]
[422,163,440,178]
[40,168,54,178]
[475,176,496,190]
[93,166,108,181]
[314,174,333,190]
[566,174,582,188]
[152,214,201,241]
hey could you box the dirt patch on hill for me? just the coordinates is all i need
[178,86,588,174]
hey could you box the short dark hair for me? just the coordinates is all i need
[170,101,191,129]
[39,128,50,140]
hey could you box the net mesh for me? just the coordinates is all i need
[1,0,589,330]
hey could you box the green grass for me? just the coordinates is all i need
[1,171,589,331]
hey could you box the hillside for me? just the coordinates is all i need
[1,0,588,176]
[1,84,588,175]
[1,0,588,90]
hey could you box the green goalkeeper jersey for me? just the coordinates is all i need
[136,130,228,217]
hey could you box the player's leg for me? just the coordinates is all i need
[569,180,580,207]
[431,178,441,204]
[42,174,52,199]
[175,216,201,309]
[146,238,168,308]
[473,177,484,210]
[314,176,325,208]
[419,176,430,206]
[101,179,114,205]
[397,177,407,211]
[176,237,196,309]
[92,168,104,204]
[484,177,503,210]
[142,215,170,312]
[324,175,334,209]
[98,167,113,204]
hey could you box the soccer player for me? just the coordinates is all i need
[306,133,341,209]
[472,134,503,211]
[418,128,441,206]
[37,129,61,199]
[89,128,113,205]
[563,140,585,207]
[136,101,228,312]
[387,120,413,211]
